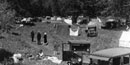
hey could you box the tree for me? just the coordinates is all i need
[0,0,15,31]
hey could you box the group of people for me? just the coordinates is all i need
[31,30,48,45]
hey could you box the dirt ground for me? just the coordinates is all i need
[0,21,124,65]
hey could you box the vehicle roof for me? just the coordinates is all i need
[91,47,130,58]
[68,40,90,44]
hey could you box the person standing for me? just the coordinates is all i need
[37,32,41,45]
[31,30,35,42]
[43,32,48,45]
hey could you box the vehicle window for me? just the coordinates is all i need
[98,60,109,65]
[113,57,120,65]
[124,55,129,64]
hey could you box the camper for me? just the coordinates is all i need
[62,40,91,65]
[89,47,130,65]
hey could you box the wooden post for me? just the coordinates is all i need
[109,58,113,65]
[129,55,130,65]
[120,56,123,65]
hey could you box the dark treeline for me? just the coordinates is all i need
[3,0,130,18]
[1,0,130,17]
[0,0,130,30]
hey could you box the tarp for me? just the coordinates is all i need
[87,18,102,29]
[12,53,22,63]
[64,19,72,25]
[43,56,62,64]
[119,30,130,47]
[21,18,31,22]
[21,18,27,22]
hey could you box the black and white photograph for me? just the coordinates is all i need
[0,0,130,65]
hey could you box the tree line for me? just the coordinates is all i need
[0,0,130,31]
[5,0,130,18]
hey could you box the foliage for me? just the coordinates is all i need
[5,0,130,19]
[0,0,15,31]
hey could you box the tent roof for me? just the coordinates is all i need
[91,47,130,58]
[119,31,130,41]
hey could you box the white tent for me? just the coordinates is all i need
[64,19,72,25]
[57,17,62,20]
[119,30,130,47]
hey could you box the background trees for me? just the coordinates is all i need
[0,0,15,31]
[1,0,130,24]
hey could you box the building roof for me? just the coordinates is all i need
[68,40,90,44]
[89,47,130,61]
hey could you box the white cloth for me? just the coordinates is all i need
[51,17,56,20]
[64,19,72,25]
[119,31,130,47]
[19,24,23,27]
[21,18,27,22]
[57,17,62,20]
[69,27,79,36]
[12,53,22,63]
[97,17,102,23]
[39,52,44,57]
[47,56,62,64]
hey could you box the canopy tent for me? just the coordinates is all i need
[119,30,130,47]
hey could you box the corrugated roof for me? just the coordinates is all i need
[91,47,130,58]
